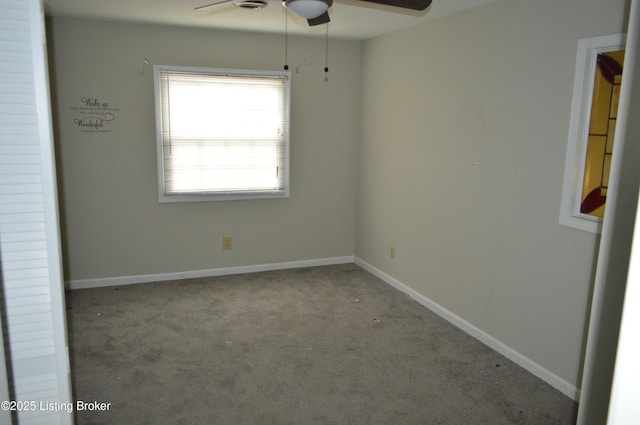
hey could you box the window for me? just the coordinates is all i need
[153,65,290,202]
[559,34,625,233]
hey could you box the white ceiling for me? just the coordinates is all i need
[43,0,499,40]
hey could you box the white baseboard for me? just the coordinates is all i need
[67,256,355,290]
[354,257,581,401]
[68,255,579,400]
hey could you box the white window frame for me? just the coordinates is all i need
[559,34,625,233]
[153,65,291,202]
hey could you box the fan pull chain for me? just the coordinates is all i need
[324,24,329,75]
[284,7,289,71]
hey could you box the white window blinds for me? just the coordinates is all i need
[155,67,290,202]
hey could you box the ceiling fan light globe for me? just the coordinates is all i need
[287,0,328,19]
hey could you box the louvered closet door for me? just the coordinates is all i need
[0,0,74,424]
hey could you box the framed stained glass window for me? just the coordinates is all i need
[560,34,626,234]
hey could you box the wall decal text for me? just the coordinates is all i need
[70,96,119,134]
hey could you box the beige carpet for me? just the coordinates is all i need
[67,264,577,424]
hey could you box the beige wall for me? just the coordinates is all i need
[47,18,361,281]
[357,0,628,391]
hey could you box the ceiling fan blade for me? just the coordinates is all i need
[358,0,432,11]
[195,0,236,12]
[307,11,331,26]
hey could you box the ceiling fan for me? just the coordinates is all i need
[195,0,433,27]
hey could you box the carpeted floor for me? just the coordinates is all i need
[66,264,577,424]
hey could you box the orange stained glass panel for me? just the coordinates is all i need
[606,118,616,153]
[581,49,624,218]
[582,135,607,217]
[588,68,610,135]
[610,82,621,119]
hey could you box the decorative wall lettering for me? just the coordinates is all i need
[69,96,119,133]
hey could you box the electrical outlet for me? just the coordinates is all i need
[223,237,232,251]
[390,246,396,258]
